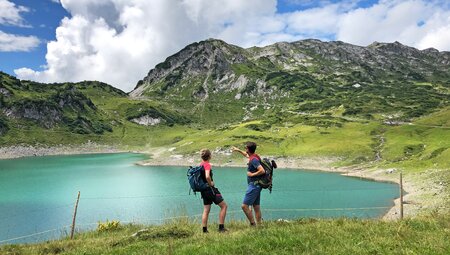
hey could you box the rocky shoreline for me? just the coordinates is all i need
[0,143,123,159]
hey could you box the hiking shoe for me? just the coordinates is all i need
[218,228,228,233]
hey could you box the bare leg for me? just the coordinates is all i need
[218,201,227,224]
[241,204,255,224]
[202,204,211,227]
[253,205,262,224]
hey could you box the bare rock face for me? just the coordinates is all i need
[3,100,63,128]
[131,115,162,126]
[0,87,11,97]
[230,75,248,91]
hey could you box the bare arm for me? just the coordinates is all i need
[231,146,249,158]
[247,165,265,177]
[205,170,214,187]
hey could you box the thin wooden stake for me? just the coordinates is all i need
[399,173,403,220]
[70,191,80,239]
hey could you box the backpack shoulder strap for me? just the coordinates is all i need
[249,154,261,163]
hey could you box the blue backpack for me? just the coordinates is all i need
[187,165,209,193]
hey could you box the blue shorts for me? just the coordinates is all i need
[243,183,262,206]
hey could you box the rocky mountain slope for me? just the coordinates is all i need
[131,39,450,126]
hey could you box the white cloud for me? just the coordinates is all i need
[416,13,450,50]
[335,0,447,49]
[14,0,450,92]
[0,30,40,51]
[283,4,342,39]
[0,0,30,27]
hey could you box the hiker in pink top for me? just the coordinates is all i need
[199,149,228,233]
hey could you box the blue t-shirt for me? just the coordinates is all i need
[247,157,261,184]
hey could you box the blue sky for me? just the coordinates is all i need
[1,0,449,91]
[0,0,68,75]
[277,0,378,13]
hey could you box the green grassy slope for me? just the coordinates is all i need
[1,216,449,255]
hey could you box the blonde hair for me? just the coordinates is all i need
[200,149,211,161]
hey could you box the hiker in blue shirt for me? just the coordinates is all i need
[232,142,266,226]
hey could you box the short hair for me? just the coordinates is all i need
[200,149,211,161]
[245,141,257,154]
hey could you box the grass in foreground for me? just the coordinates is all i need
[1,216,449,255]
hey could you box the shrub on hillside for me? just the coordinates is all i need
[0,116,8,136]
[67,116,112,135]
[246,123,271,131]
[404,144,425,157]
[97,220,120,232]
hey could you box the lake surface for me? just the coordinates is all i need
[0,153,399,244]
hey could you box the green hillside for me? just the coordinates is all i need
[0,72,188,147]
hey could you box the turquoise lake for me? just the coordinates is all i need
[0,153,399,244]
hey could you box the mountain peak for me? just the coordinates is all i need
[130,38,247,96]
[203,38,227,44]
[368,41,415,50]
[422,47,439,53]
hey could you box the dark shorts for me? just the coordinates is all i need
[243,183,262,206]
[201,187,224,205]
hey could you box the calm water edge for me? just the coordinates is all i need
[0,153,399,244]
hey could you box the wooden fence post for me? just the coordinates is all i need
[70,191,80,239]
[400,173,403,220]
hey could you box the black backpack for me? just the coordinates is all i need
[251,155,277,193]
